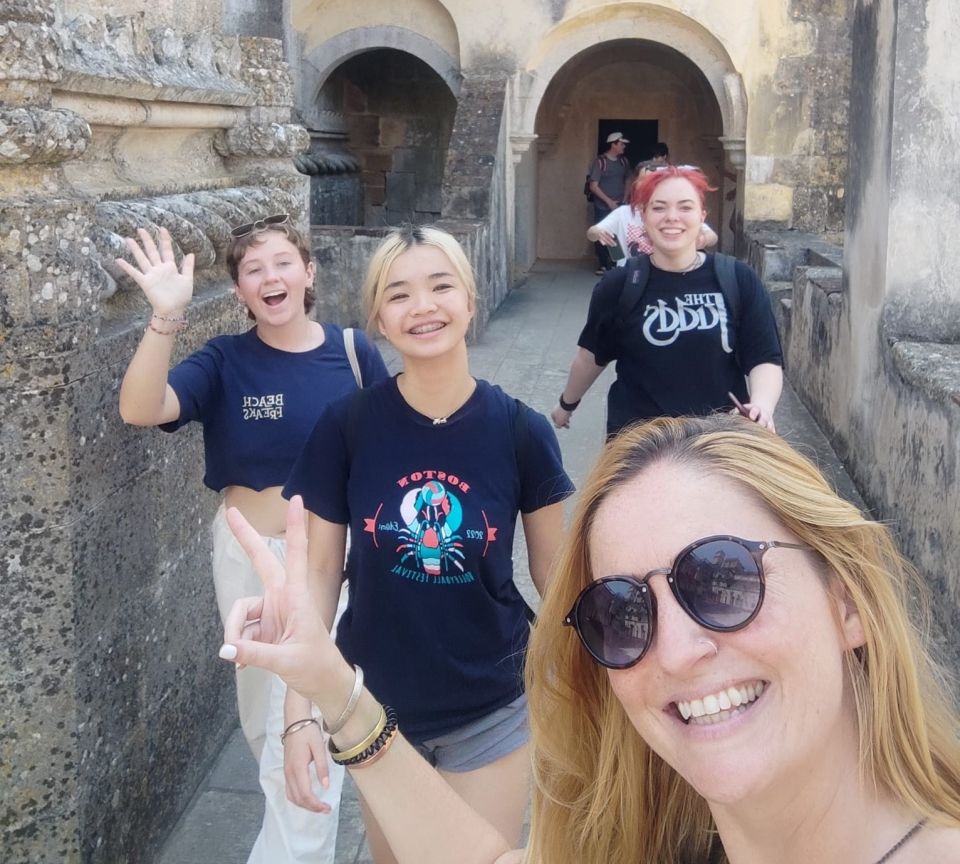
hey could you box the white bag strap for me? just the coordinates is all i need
[344,327,363,389]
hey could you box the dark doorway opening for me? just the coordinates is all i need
[596,119,658,167]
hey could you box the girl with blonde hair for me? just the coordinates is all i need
[277,225,573,863]
[221,414,960,864]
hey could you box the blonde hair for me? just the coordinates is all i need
[525,415,960,864]
[360,225,478,332]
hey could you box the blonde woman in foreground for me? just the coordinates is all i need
[221,415,960,864]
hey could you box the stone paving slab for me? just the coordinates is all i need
[155,263,862,863]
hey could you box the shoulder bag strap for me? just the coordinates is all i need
[343,327,363,389]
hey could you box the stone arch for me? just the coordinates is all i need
[301,26,461,129]
[510,6,747,267]
[519,6,745,148]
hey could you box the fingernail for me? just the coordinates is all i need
[218,644,238,661]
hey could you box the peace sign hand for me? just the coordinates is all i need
[115,227,195,317]
[220,496,342,706]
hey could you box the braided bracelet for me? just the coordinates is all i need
[147,313,187,336]
[322,665,364,736]
[280,717,319,745]
[331,707,399,767]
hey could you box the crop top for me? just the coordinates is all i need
[161,323,389,491]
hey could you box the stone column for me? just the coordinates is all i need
[511,133,539,273]
[719,136,745,256]
[0,3,98,861]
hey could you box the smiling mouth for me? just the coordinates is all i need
[262,290,287,306]
[675,681,766,726]
[409,322,446,335]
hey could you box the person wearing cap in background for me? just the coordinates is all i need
[587,132,632,275]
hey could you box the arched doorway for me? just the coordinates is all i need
[315,49,457,226]
[535,39,726,261]
[511,7,746,269]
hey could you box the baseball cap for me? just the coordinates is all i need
[606,132,630,144]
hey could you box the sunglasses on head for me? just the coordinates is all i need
[651,164,699,172]
[230,213,290,238]
[564,535,811,669]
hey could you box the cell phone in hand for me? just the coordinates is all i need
[728,391,753,420]
[606,239,626,261]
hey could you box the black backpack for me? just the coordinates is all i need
[615,253,742,355]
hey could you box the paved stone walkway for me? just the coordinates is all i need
[155,262,862,864]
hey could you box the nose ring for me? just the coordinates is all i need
[698,638,719,658]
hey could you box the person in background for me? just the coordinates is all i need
[279,225,574,864]
[651,141,670,164]
[220,414,960,864]
[587,131,632,275]
[117,216,389,864]
[587,161,718,266]
[553,165,782,436]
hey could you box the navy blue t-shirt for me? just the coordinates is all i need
[283,377,575,741]
[161,323,389,491]
[577,254,783,434]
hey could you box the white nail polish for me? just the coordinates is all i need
[219,644,238,661]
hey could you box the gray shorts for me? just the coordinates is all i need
[413,693,529,773]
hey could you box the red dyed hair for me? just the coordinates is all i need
[630,166,718,213]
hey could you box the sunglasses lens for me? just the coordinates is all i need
[674,539,761,629]
[230,214,290,238]
[575,579,651,667]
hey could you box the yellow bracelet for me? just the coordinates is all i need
[351,726,398,769]
[329,705,386,762]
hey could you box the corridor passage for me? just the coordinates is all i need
[157,263,862,864]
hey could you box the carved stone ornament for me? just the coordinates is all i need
[0,106,90,164]
[213,123,310,158]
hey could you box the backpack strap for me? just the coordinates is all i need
[343,327,363,389]
[511,398,537,624]
[616,254,652,325]
[512,398,530,479]
[342,385,374,475]
[712,253,741,325]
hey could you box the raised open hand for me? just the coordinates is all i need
[220,496,340,705]
[115,227,195,316]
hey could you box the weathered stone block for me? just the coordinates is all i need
[385,170,416,217]
[0,106,90,165]
[0,21,62,84]
[348,115,380,147]
[361,151,393,173]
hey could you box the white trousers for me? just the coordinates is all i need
[212,505,344,864]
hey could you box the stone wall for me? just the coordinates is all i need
[309,68,513,336]
[750,223,960,678]
[321,49,457,227]
[0,3,311,860]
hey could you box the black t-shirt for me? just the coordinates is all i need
[577,254,783,434]
[284,377,575,741]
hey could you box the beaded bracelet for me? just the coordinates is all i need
[322,665,364,736]
[331,707,399,768]
[328,705,386,763]
[147,313,187,336]
[280,717,319,745]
